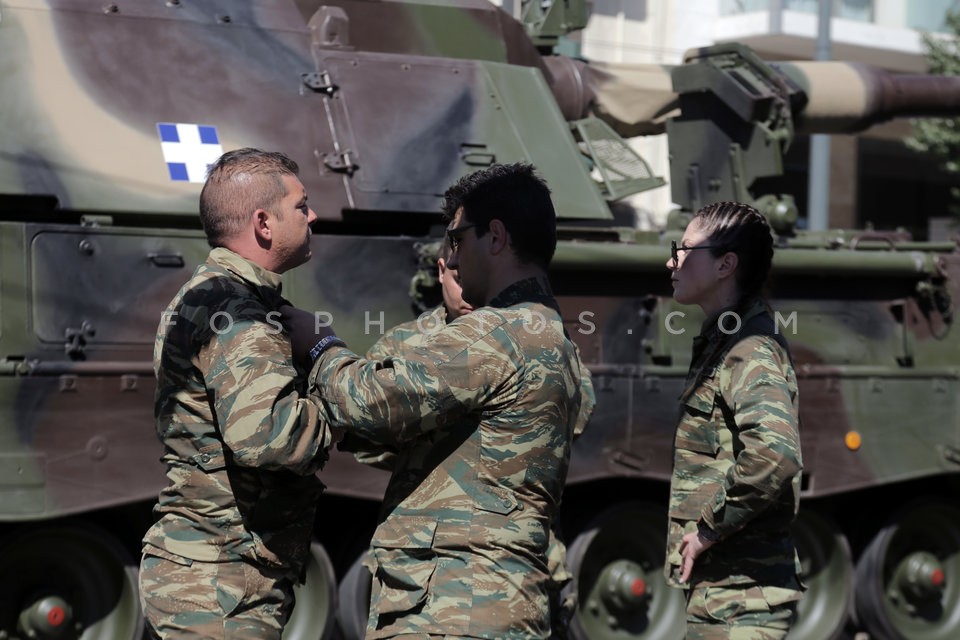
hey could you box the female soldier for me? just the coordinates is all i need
[664,201,804,639]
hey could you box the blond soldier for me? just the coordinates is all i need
[665,201,804,639]
[140,149,340,639]
[285,162,595,639]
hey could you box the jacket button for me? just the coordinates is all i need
[200,454,211,463]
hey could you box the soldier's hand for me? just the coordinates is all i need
[279,305,334,364]
[678,530,715,584]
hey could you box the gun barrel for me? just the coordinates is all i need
[772,62,960,133]
[551,240,945,278]
[548,54,960,139]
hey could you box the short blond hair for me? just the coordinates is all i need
[199,148,299,247]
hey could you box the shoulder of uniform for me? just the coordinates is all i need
[446,308,510,342]
[726,333,787,363]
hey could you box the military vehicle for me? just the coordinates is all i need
[1,1,959,639]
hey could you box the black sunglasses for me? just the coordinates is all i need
[670,240,722,265]
[446,223,482,250]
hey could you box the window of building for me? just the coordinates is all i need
[908,0,960,33]
[721,0,874,23]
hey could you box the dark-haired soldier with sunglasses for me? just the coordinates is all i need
[284,162,595,639]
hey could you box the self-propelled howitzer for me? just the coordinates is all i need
[0,2,959,640]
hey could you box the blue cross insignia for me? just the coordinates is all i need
[156,123,224,183]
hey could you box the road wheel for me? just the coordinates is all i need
[787,509,853,640]
[0,522,142,640]
[854,500,960,640]
[335,551,372,640]
[566,501,686,640]
[283,542,338,640]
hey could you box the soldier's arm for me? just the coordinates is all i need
[572,341,596,440]
[329,332,407,469]
[701,336,802,538]
[199,315,337,475]
[365,331,402,361]
[309,311,516,444]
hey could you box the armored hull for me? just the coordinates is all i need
[1,2,958,639]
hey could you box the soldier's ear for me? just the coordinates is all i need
[717,251,738,279]
[253,209,272,242]
[488,219,509,255]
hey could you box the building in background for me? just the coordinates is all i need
[495,0,960,237]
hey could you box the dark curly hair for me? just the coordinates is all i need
[441,162,557,269]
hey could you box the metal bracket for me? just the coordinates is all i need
[64,321,95,359]
[323,150,358,174]
[460,143,495,167]
[302,70,338,95]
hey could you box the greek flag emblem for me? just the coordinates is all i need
[156,123,223,183]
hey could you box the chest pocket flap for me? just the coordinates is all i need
[470,482,520,516]
[676,380,720,455]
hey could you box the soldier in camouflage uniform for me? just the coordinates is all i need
[356,240,592,638]
[664,201,804,640]
[139,149,340,639]
[285,162,595,639]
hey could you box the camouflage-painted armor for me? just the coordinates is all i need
[311,278,595,639]
[141,248,336,634]
[665,299,804,633]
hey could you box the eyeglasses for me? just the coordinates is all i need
[670,240,722,267]
[446,223,481,251]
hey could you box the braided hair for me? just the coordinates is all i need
[691,201,774,305]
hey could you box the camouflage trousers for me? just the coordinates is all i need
[139,546,295,639]
[684,584,799,640]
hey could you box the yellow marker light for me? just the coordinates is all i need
[845,431,862,451]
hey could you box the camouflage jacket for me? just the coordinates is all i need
[665,299,803,591]
[358,302,596,619]
[144,247,334,572]
[311,277,595,639]
[346,305,450,469]
[366,304,448,360]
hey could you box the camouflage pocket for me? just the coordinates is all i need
[370,546,436,616]
[215,561,247,616]
[675,384,719,456]
[470,482,519,516]
[142,545,194,567]
[758,584,804,608]
[688,584,797,630]
[688,585,758,624]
